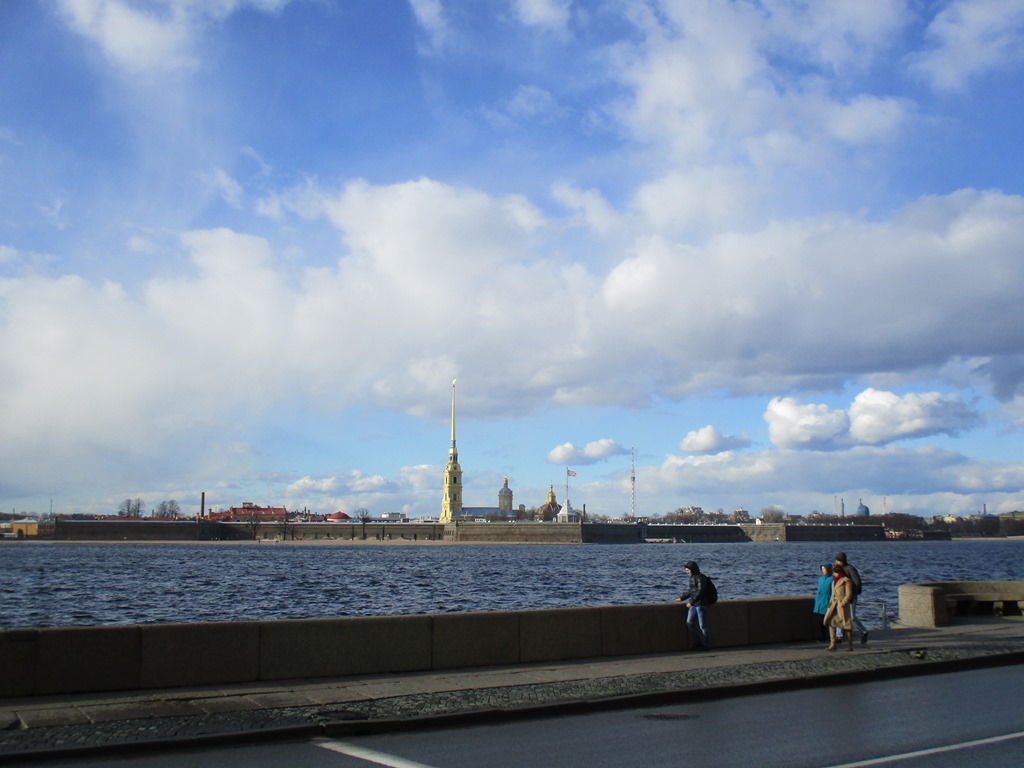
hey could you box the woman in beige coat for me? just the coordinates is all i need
[823,564,854,651]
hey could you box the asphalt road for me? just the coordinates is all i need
[29,666,1024,768]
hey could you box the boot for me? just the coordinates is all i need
[826,627,837,651]
[846,629,854,651]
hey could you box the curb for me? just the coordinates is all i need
[322,648,1024,736]
[0,723,324,765]
[4,648,1023,763]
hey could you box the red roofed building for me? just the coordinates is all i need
[326,511,352,522]
[207,503,287,523]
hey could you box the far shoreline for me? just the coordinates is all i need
[3,536,1022,546]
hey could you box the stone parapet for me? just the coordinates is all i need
[898,580,1024,627]
[0,597,817,698]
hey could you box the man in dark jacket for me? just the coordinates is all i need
[674,560,711,650]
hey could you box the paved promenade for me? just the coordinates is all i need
[2,618,1023,763]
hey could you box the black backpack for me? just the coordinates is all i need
[703,575,718,605]
[846,565,863,595]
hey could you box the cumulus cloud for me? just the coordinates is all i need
[767,389,983,450]
[644,443,1024,516]
[547,439,628,465]
[3,181,1024,504]
[848,388,982,444]
[765,398,850,450]
[679,425,751,455]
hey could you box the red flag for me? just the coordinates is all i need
[567,469,577,477]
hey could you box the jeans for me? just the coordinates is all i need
[687,605,709,648]
[837,597,868,638]
[850,597,868,634]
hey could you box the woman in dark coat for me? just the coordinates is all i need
[823,564,854,651]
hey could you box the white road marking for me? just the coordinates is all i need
[315,738,440,768]
[823,729,1024,767]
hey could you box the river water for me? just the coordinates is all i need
[0,540,1019,630]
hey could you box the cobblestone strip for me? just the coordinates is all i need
[2,642,1022,759]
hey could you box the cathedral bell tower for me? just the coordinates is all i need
[440,379,463,523]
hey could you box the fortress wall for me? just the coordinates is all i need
[448,522,583,543]
[644,524,750,543]
[582,523,645,543]
[0,597,817,698]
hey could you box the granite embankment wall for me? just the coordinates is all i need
[0,597,816,698]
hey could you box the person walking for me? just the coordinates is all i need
[835,551,869,644]
[823,563,854,651]
[674,560,712,651]
[812,563,832,641]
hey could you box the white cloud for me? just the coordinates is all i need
[198,168,244,208]
[57,0,195,72]
[766,389,983,450]
[822,95,910,145]
[513,0,572,30]
[630,166,761,234]
[848,388,982,444]
[38,198,68,229]
[765,397,850,450]
[645,443,1024,516]
[408,0,448,52]
[679,425,751,455]
[347,470,395,493]
[547,439,627,465]
[909,0,1024,91]
[3,181,1024,507]
[551,183,619,235]
[56,0,293,73]
[285,475,338,495]
[762,0,909,72]
[482,85,565,129]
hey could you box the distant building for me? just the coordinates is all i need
[207,503,287,522]
[440,381,463,523]
[535,485,562,522]
[440,382,518,522]
[856,499,870,517]
[498,476,513,514]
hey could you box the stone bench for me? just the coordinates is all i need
[943,592,1023,617]
[898,581,1024,627]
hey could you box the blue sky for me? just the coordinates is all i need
[3,0,1024,521]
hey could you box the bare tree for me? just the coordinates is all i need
[356,507,371,540]
[118,498,144,517]
[155,500,181,519]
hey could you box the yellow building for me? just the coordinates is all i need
[440,380,463,523]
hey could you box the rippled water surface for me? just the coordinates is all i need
[0,540,1019,629]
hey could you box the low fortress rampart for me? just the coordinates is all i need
[48,519,893,544]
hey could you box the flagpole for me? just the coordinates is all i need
[565,468,570,519]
